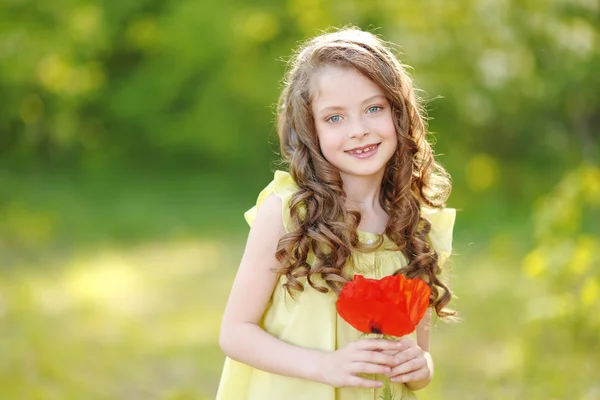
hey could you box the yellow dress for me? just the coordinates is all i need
[216,171,456,400]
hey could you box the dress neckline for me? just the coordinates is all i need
[357,229,392,247]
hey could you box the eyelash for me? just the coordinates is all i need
[367,106,383,113]
[326,106,384,123]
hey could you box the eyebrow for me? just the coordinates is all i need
[318,95,387,114]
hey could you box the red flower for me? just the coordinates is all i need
[336,274,431,337]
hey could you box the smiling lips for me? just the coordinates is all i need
[345,143,380,158]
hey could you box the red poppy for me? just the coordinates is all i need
[336,274,431,337]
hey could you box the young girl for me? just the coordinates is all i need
[216,27,456,400]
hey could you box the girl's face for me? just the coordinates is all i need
[311,66,397,180]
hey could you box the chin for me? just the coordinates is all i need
[338,165,388,178]
[339,157,394,178]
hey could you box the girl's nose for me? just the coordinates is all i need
[348,120,369,139]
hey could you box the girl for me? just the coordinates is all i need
[216,27,456,400]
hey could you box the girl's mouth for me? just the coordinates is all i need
[345,143,380,158]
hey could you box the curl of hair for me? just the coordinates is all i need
[274,27,455,319]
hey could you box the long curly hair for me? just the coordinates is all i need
[274,27,455,318]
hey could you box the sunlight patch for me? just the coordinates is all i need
[62,252,150,314]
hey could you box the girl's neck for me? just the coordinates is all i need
[341,172,384,213]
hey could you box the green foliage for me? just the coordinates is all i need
[522,163,600,348]
[2,2,598,182]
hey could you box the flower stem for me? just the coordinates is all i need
[378,376,396,400]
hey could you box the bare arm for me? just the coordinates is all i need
[219,193,401,387]
[404,308,434,391]
[385,308,434,390]
[219,193,326,381]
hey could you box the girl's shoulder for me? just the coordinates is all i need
[244,170,298,232]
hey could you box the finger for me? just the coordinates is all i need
[390,357,426,376]
[349,362,392,375]
[355,350,399,367]
[390,368,430,383]
[390,358,427,377]
[393,346,421,363]
[380,349,400,357]
[356,338,403,351]
[397,337,416,348]
[347,375,384,388]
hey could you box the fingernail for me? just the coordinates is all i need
[396,342,402,347]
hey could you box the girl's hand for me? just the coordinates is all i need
[386,338,431,384]
[319,338,402,388]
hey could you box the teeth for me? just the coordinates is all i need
[350,144,376,154]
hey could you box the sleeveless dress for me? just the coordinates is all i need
[216,171,456,400]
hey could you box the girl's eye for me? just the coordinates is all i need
[367,106,382,113]
[327,115,342,123]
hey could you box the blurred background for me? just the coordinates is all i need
[1,0,599,399]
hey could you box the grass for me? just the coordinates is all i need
[0,239,238,399]
[0,169,598,399]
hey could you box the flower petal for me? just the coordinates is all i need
[336,274,431,337]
